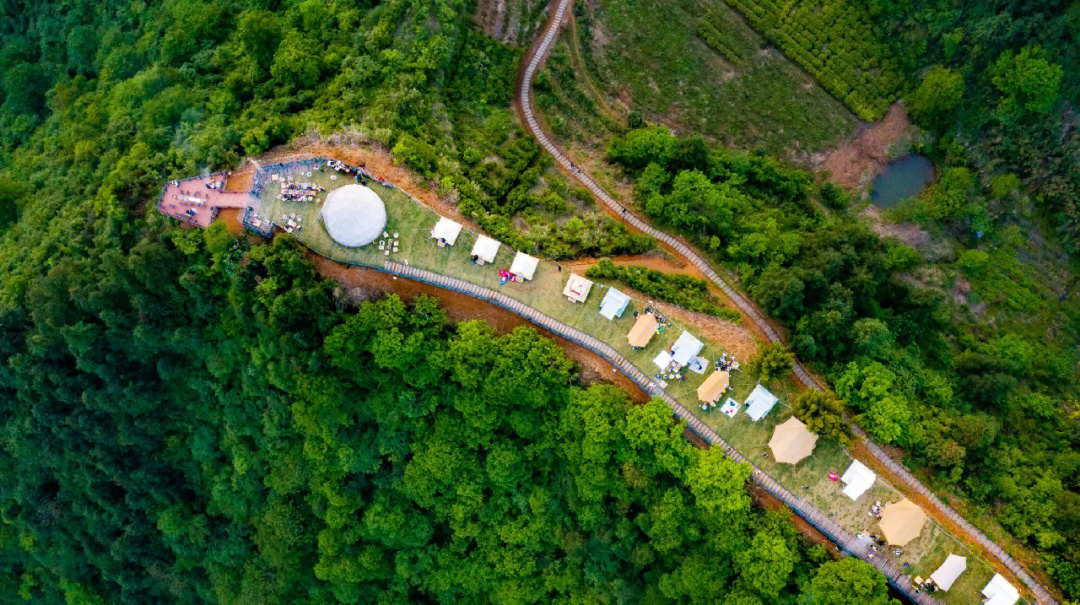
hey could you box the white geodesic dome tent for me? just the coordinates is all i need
[321,184,386,247]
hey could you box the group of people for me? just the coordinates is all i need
[279,182,323,202]
[281,213,303,234]
[715,352,740,372]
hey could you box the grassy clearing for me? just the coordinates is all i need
[537,0,858,157]
[252,164,1014,605]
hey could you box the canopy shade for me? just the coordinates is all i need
[768,417,818,464]
[627,313,658,348]
[671,331,704,366]
[599,288,631,320]
[562,273,593,303]
[878,498,927,546]
[471,235,500,263]
[431,217,463,245]
[510,252,539,280]
[841,459,876,501]
[653,350,673,370]
[744,384,779,421]
[321,184,386,247]
[929,554,966,591]
[982,574,1019,605]
[696,369,730,403]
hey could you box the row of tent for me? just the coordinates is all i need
[922,554,1019,603]
[436,221,1023,601]
[431,218,541,280]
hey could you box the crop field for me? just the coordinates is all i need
[536,0,858,157]
[725,0,902,121]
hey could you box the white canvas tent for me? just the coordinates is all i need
[431,217,463,246]
[562,273,593,303]
[768,417,818,464]
[982,574,1019,605]
[653,350,673,370]
[929,554,966,591]
[670,331,704,366]
[321,184,386,247]
[509,252,539,280]
[841,459,876,500]
[471,235,500,264]
[599,288,631,320]
[744,384,779,422]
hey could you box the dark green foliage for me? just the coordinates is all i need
[608,127,1080,596]
[0,218,862,602]
[586,258,742,322]
[799,558,897,605]
[747,343,796,384]
[792,390,850,444]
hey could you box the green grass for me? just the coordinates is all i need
[252,166,1017,605]
[538,0,858,156]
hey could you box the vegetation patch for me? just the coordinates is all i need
[586,258,742,322]
[725,0,902,120]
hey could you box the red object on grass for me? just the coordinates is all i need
[827,471,839,482]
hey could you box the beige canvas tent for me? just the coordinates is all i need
[562,273,593,303]
[768,417,818,464]
[627,313,658,348]
[879,499,927,546]
[696,369,730,404]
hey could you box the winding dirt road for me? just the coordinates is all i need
[514,2,1056,603]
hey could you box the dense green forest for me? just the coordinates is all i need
[0,219,901,602]
[606,125,1080,597]
[0,0,648,261]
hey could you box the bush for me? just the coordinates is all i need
[585,259,742,322]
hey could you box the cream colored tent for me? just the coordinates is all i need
[431,217,463,246]
[768,417,818,464]
[471,235,500,264]
[627,313,658,348]
[696,369,730,404]
[562,273,593,303]
[878,499,927,546]
[929,554,966,591]
[509,252,539,280]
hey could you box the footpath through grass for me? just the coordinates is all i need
[254,162,1021,605]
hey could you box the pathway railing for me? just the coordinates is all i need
[382,259,938,605]
[516,1,1055,603]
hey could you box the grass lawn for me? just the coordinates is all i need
[252,162,1018,605]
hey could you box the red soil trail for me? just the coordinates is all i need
[308,254,651,403]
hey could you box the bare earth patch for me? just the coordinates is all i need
[816,103,911,189]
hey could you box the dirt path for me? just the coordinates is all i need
[514,2,1055,602]
[308,254,651,403]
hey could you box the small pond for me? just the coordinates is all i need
[870,155,935,209]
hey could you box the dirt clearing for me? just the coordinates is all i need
[816,104,911,189]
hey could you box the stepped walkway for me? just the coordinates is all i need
[515,1,1055,603]
[383,260,935,605]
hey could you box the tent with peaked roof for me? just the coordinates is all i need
[471,235,500,264]
[982,574,1019,605]
[744,384,779,421]
[841,459,876,501]
[599,288,631,320]
[562,273,593,303]
[627,313,658,348]
[929,554,966,591]
[696,369,730,404]
[878,499,927,546]
[510,252,539,280]
[670,331,704,366]
[431,217,463,246]
[768,417,818,464]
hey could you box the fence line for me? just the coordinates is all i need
[515,0,1054,602]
